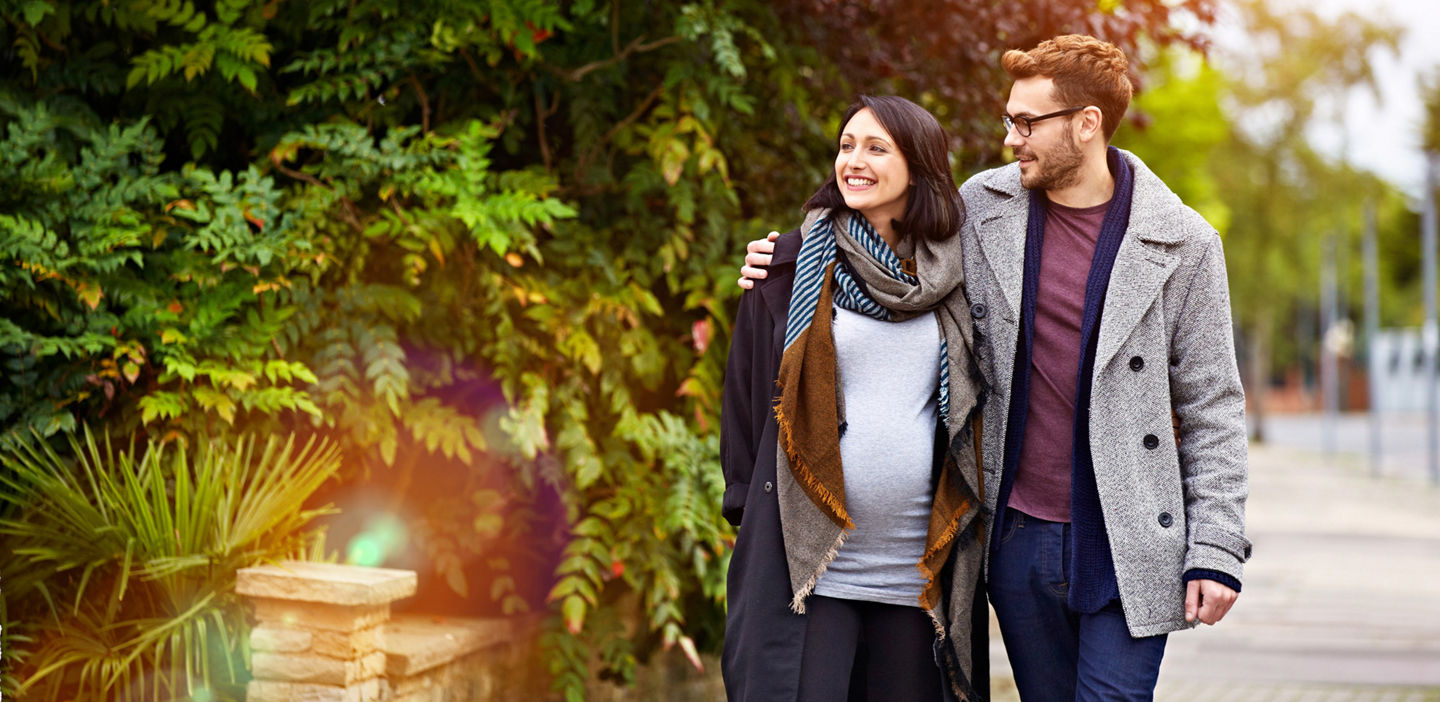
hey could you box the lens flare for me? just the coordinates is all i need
[344,513,408,567]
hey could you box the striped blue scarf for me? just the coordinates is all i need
[784,210,952,420]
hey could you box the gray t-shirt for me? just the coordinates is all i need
[812,304,939,608]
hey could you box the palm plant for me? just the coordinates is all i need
[0,428,342,701]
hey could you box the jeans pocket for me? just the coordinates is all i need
[997,510,1023,546]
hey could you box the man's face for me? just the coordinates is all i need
[1004,77,1084,192]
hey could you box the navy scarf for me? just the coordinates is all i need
[992,146,1134,613]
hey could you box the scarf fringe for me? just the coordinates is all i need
[924,606,948,639]
[916,408,986,610]
[788,529,848,614]
[915,499,971,610]
[774,396,854,530]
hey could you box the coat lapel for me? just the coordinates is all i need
[1093,154,1185,373]
[975,170,1029,321]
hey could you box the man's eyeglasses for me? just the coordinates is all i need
[1002,106,1086,137]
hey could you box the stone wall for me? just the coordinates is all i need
[382,614,545,701]
[236,561,719,701]
[238,562,415,701]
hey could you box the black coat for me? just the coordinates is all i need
[718,230,989,701]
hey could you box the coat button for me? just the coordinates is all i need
[1143,434,1159,450]
[970,303,987,319]
[1158,512,1173,528]
[1129,355,1144,372]
[764,481,773,493]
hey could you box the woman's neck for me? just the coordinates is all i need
[867,215,900,251]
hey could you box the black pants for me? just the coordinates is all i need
[797,595,945,702]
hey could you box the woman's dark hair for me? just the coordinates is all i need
[803,95,964,242]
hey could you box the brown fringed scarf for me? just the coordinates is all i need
[773,206,987,699]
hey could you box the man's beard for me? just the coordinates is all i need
[1018,134,1083,191]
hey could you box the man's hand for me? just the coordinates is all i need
[1185,579,1238,626]
[736,230,780,290]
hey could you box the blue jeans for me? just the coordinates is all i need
[989,509,1168,702]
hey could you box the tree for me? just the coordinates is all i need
[1205,0,1401,434]
[771,0,1218,170]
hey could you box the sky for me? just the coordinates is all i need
[1215,0,1440,201]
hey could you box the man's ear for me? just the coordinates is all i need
[1076,106,1105,144]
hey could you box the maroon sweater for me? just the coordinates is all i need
[1008,200,1108,523]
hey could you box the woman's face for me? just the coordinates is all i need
[834,108,911,228]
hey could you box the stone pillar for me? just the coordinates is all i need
[237,561,417,702]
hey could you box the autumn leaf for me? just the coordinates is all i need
[75,282,103,310]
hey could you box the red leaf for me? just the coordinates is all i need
[526,21,553,43]
[691,319,712,354]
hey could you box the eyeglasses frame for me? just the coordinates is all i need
[1002,105,1087,137]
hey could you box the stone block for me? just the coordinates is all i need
[252,626,313,653]
[247,681,348,702]
[238,561,417,606]
[383,615,515,677]
[253,651,387,686]
[360,676,389,702]
[389,666,442,697]
[246,677,388,702]
[252,598,390,632]
[312,624,384,658]
[391,690,440,702]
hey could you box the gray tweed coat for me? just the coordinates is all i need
[958,149,1252,637]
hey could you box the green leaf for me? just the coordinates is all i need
[237,67,257,92]
[192,386,237,424]
[473,512,502,536]
[561,595,586,634]
[21,0,53,25]
[560,330,601,375]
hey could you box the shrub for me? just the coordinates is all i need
[0,428,341,700]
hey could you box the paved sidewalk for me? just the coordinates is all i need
[987,437,1440,701]
[1262,411,1440,485]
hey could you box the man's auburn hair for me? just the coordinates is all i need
[1002,34,1135,141]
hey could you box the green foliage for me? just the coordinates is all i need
[1115,49,1233,234]
[0,428,341,701]
[0,94,317,440]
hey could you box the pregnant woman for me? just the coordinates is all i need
[719,94,988,702]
